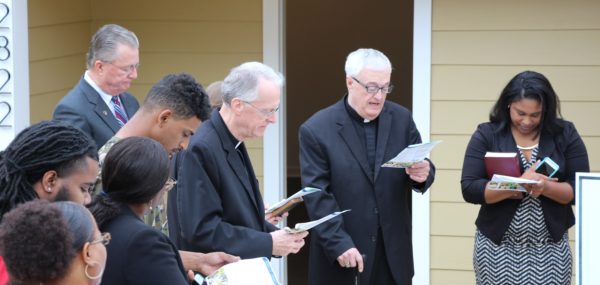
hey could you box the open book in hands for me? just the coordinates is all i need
[382,140,442,168]
[284,210,351,234]
[488,174,540,192]
[265,187,321,216]
[196,257,280,285]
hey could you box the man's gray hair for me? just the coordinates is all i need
[221,62,284,104]
[86,24,139,69]
[344,48,392,77]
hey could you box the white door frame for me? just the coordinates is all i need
[412,0,432,284]
[262,0,287,283]
[262,0,432,284]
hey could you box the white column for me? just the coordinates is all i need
[262,0,287,283]
[0,0,29,150]
[412,0,432,284]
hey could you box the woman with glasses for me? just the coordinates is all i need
[0,200,108,285]
[88,136,189,284]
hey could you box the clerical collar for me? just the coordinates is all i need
[344,95,377,124]
[216,112,243,149]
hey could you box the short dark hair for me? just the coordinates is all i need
[0,200,95,284]
[0,121,98,221]
[89,137,169,228]
[143,73,211,122]
[489,70,563,137]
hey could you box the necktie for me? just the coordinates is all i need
[111,96,128,127]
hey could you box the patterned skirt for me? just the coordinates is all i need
[473,196,572,285]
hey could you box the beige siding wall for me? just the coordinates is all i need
[430,1,600,284]
[29,0,265,189]
[28,0,92,123]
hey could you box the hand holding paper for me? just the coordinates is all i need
[405,160,431,183]
[201,257,281,285]
[270,229,308,256]
[265,211,287,225]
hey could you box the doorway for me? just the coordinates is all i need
[285,1,414,284]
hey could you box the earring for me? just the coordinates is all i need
[46,187,52,193]
[85,263,103,280]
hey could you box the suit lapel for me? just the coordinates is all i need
[335,101,374,184]
[498,128,518,153]
[536,131,555,161]
[94,102,120,133]
[79,79,120,132]
[497,127,525,172]
[225,147,259,210]
[211,111,260,212]
[120,93,137,118]
[374,107,391,181]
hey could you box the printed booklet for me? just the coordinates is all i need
[265,187,321,216]
[488,174,540,192]
[196,257,280,285]
[285,210,351,233]
[382,141,442,168]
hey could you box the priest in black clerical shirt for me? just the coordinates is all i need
[299,48,436,285]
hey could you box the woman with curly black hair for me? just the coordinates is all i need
[0,200,108,285]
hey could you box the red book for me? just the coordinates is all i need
[484,152,521,179]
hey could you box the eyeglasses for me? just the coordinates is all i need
[105,61,140,74]
[352,77,394,94]
[243,101,280,117]
[90,232,111,246]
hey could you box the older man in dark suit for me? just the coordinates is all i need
[53,24,140,149]
[173,62,308,259]
[299,48,436,285]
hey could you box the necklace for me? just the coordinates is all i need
[517,143,538,150]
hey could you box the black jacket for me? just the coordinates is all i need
[461,120,589,244]
[300,98,435,285]
[100,205,187,285]
[171,110,278,259]
[53,76,139,149]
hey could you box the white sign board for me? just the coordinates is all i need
[0,0,29,150]
[576,172,600,285]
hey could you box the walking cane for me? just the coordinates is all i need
[354,254,367,285]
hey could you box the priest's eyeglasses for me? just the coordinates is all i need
[352,77,394,94]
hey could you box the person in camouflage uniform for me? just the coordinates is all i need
[91,73,239,276]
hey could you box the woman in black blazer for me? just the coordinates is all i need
[461,71,589,285]
[89,137,189,285]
